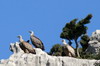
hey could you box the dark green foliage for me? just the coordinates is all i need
[78,14,92,25]
[49,44,63,56]
[60,14,93,57]
[49,44,69,56]
[80,53,100,60]
[79,40,100,60]
[60,19,77,40]
[80,53,96,59]
[80,34,90,51]
[60,14,92,40]
[79,48,100,60]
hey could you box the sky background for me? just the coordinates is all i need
[0,0,100,59]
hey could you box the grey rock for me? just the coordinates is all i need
[86,30,100,54]
[90,30,100,42]
[0,42,100,66]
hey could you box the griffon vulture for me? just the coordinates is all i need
[17,35,36,54]
[62,39,76,57]
[28,31,45,50]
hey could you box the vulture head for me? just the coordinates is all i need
[62,39,67,45]
[29,30,34,36]
[17,35,22,39]
[17,35,23,42]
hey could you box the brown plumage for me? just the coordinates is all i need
[17,35,36,54]
[19,43,29,53]
[29,31,45,50]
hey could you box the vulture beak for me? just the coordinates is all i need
[17,35,21,38]
[29,31,32,33]
[17,36,20,38]
[62,39,64,42]
[29,31,34,35]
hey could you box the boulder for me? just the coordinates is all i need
[86,30,100,54]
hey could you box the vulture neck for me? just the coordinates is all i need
[19,37,24,42]
[30,32,34,36]
[63,41,67,46]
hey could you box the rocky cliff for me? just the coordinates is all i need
[0,42,100,66]
[86,30,100,55]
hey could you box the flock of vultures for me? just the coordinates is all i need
[11,31,76,57]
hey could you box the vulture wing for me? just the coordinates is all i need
[65,45,76,57]
[21,41,36,54]
[31,35,45,50]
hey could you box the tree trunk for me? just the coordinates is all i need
[68,40,72,46]
[74,39,80,57]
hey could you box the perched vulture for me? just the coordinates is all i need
[19,43,29,53]
[19,40,30,53]
[17,35,36,54]
[62,39,76,57]
[29,31,45,50]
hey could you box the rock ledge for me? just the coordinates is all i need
[0,42,100,66]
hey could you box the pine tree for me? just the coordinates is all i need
[80,34,90,52]
[60,14,92,57]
